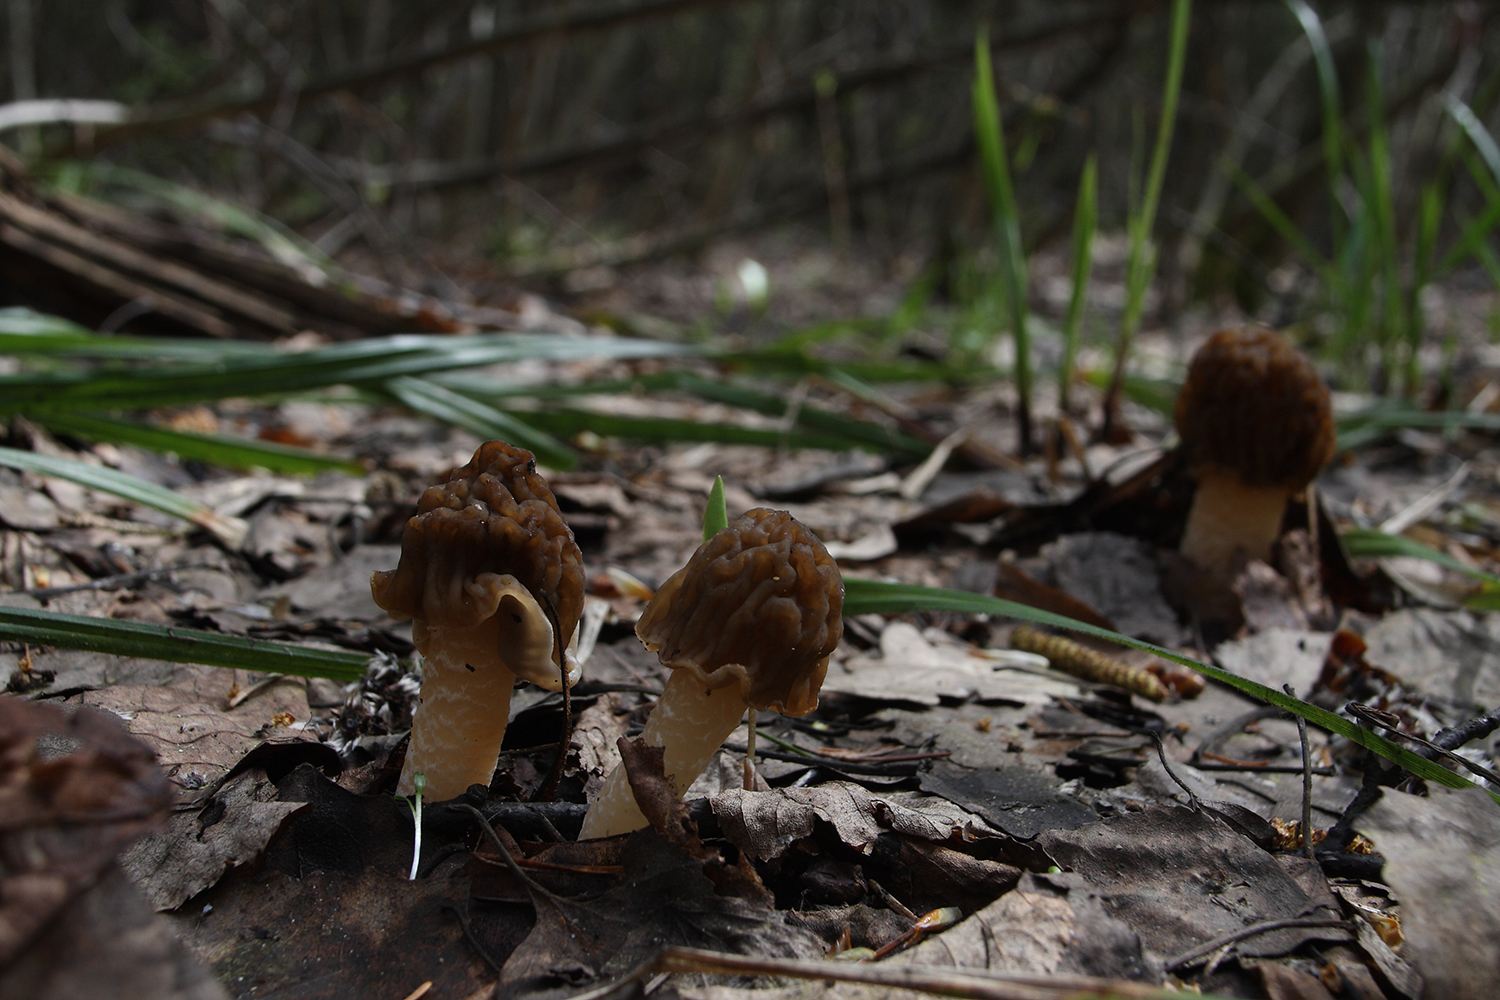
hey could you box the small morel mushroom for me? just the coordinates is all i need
[1174,327,1336,581]
[371,441,584,801]
[578,507,843,839]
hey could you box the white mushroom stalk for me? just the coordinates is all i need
[371,441,585,804]
[398,575,579,800]
[579,507,842,840]
[578,670,748,839]
[1176,474,1293,581]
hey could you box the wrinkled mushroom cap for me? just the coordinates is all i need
[1174,327,1336,491]
[635,507,843,716]
[371,440,584,688]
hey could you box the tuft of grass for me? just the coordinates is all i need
[1237,8,1500,395]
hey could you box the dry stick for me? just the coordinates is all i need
[64,0,773,154]
[0,189,296,330]
[0,221,237,338]
[1163,917,1351,973]
[1347,702,1500,787]
[1322,758,1385,853]
[564,945,1183,1000]
[460,804,556,900]
[1433,706,1500,754]
[1151,731,1201,812]
[10,563,214,598]
[1285,683,1315,859]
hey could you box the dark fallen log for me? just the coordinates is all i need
[0,148,496,340]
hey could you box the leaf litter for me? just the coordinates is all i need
[4,257,1500,1000]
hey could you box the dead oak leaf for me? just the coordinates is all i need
[710,782,997,862]
[78,672,313,803]
[119,768,308,911]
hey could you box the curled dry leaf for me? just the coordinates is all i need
[709,782,998,862]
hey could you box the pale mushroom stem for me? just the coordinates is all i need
[1178,471,1292,581]
[578,669,749,840]
[398,645,516,800]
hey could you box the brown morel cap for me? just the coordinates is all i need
[371,440,584,655]
[1174,327,1336,491]
[636,507,843,716]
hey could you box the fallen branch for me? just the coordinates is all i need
[59,0,771,155]
[566,944,1188,1000]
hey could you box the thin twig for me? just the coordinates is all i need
[1347,702,1500,786]
[6,563,212,598]
[1163,918,1351,972]
[1151,731,1201,812]
[440,901,505,973]
[460,803,556,900]
[1286,684,1315,860]
[1433,706,1500,752]
[1322,756,1385,852]
[563,944,1185,1000]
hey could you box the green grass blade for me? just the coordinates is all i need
[1435,160,1500,277]
[515,408,864,451]
[704,476,728,541]
[32,412,364,475]
[430,370,931,456]
[973,28,1033,451]
[1,332,699,413]
[1405,180,1443,394]
[1363,38,1402,388]
[1104,0,1191,420]
[383,376,576,470]
[841,577,1494,800]
[0,605,371,681]
[1228,163,1336,278]
[1444,93,1500,186]
[0,445,243,542]
[0,307,276,361]
[1341,528,1500,585]
[1059,154,1098,411]
[1284,0,1346,223]
[665,373,929,455]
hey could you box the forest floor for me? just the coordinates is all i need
[4,226,1500,1000]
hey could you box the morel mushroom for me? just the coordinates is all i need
[1174,327,1335,581]
[371,441,584,801]
[578,508,843,839]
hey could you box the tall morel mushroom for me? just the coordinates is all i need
[371,441,584,801]
[578,507,843,839]
[1174,327,1336,581]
